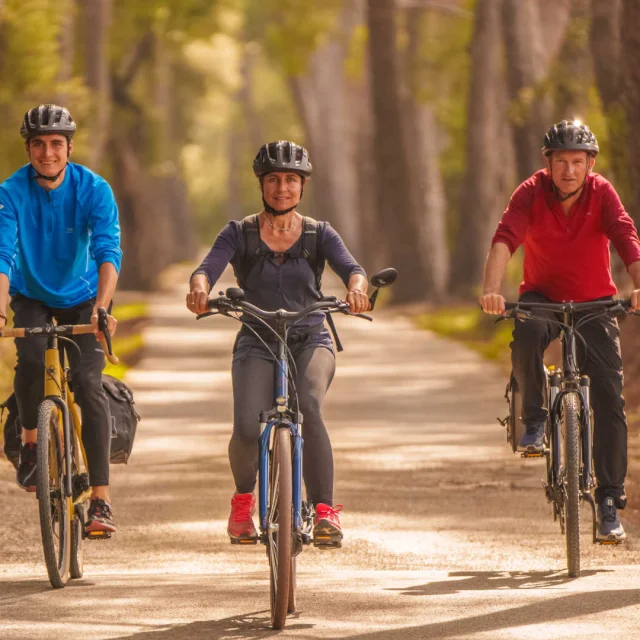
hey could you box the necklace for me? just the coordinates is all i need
[262,214,297,232]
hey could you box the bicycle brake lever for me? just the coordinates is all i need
[97,308,119,364]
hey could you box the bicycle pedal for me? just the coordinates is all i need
[230,537,258,546]
[313,534,342,549]
[86,530,112,540]
[520,451,545,458]
[597,538,624,546]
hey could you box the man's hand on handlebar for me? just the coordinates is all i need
[91,305,117,339]
[630,289,640,311]
[479,293,506,315]
[186,288,209,315]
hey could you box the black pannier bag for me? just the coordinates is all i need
[2,374,140,467]
[102,374,140,464]
[1,393,20,470]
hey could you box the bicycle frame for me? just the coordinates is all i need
[44,335,91,508]
[257,314,304,537]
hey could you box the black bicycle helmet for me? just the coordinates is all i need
[253,141,312,178]
[542,120,599,156]
[20,104,76,140]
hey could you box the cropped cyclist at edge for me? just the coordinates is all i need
[480,120,640,542]
[0,105,121,534]
[186,141,369,545]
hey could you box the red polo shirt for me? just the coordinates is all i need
[492,170,640,302]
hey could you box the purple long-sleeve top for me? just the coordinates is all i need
[192,219,366,330]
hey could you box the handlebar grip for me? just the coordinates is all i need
[0,328,25,338]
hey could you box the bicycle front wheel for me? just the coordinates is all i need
[36,400,71,588]
[267,427,293,630]
[563,393,581,577]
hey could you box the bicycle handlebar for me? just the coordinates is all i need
[503,299,633,313]
[0,308,119,365]
[201,294,373,323]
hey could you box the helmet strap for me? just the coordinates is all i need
[551,172,588,202]
[31,165,67,183]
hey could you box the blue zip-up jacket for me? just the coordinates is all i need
[0,163,122,308]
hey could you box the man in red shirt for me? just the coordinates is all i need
[480,120,640,542]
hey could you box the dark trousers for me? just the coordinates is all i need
[10,294,111,487]
[230,341,336,505]
[511,291,627,507]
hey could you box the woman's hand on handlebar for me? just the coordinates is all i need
[479,293,506,315]
[346,289,370,314]
[186,288,209,315]
[631,289,640,311]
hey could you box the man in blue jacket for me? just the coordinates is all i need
[0,104,122,535]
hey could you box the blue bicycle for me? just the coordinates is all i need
[199,268,396,629]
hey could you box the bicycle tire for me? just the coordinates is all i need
[563,393,581,577]
[36,400,71,588]
[268,427,293,630]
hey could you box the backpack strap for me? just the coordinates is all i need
[300,216,325,293]
[234,214,262,289]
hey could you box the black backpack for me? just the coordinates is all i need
[233,214,326,291]
[1,393,20,470]
[232,214,344,350]
[102,374,141,464]
[1,375,140,468]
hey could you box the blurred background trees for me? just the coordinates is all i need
[0,0,638,301]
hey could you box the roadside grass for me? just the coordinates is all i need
[413,305,513,366]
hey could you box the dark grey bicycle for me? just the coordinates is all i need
[499,299,634,577]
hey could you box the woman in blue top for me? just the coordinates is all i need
[187,141,369,544]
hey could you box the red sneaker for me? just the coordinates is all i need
[313,503,343,548]
[227,493,258,544]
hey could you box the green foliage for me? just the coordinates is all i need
[414,304,513,365]
[246,0,342,76]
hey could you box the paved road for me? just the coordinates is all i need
[1,266,639,639]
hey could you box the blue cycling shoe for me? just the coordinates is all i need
[517,422,545,453]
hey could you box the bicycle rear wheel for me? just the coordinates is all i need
[268,427,293,630]
[563,393,581,577]
[36,400,71,588]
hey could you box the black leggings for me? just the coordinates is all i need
[511,290,627,507]
[230,343,336,505]
[10,294,111,487]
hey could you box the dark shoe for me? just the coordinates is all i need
[227,493,258,543]
[597,497,626,542]
[85,498,116,534]
[517,422,546,453]
[16,442,37,492]
[313,503,343,548]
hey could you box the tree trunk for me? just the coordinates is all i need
[402,6,448,298]
[590,0,633,208]
[83,0,112,172]
[367,0,428,303]
[553,0,591,118]
[288,4,361,253]
[622,0,640,225]
[449,0,505,296]
[57,1,76,101]
[502,0,571,182]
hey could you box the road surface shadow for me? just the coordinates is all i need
[112,609,314,639]
[352,589,640,639]
[387,569,608,595]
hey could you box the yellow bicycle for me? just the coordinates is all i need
[0,308,118,588]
